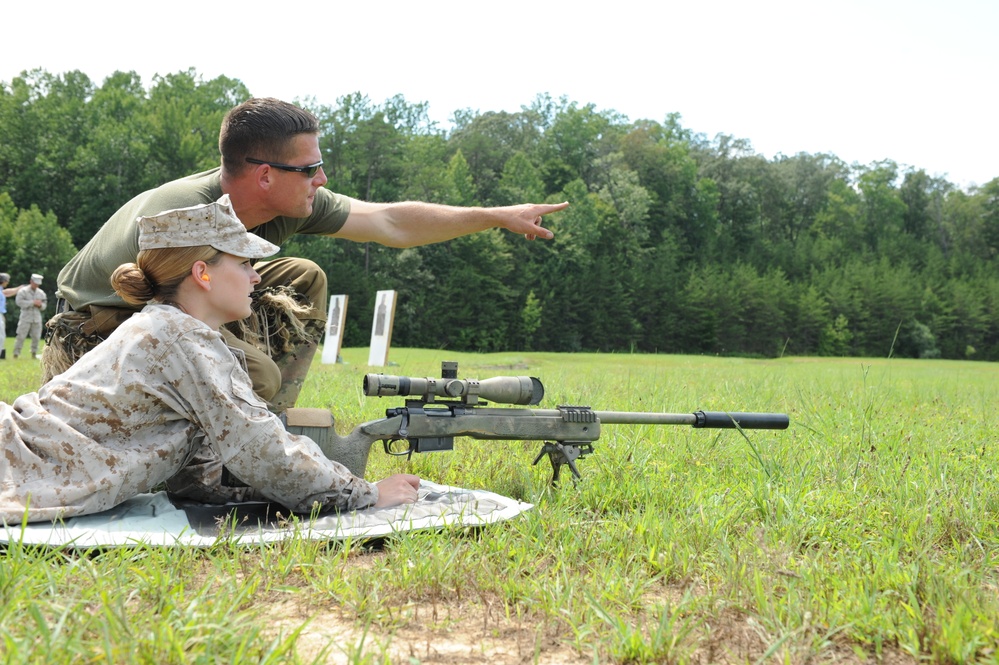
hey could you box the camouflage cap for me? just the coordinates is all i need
[137,194,279,259]
[30,274,43,283]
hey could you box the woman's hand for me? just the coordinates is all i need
[374,473,421,507]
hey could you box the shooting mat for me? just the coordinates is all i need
[0,481,532,549]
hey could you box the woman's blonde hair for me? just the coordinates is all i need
[111,246,221,306]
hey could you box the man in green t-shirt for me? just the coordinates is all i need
[50,97,568,413]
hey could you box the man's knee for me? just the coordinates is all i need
[245,354,282,403]
[220,327,282,402]
[290,258,328,300]
[256,257,328,319]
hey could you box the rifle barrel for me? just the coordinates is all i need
[593,410,789,429]
[591,411,698,425]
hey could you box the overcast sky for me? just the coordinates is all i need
[3,0,995,189]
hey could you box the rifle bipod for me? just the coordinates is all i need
[532,441,594,485]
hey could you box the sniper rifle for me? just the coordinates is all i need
[300,361,790,484]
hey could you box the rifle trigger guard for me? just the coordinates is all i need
[382,411,414,458]
[382,438,414,459]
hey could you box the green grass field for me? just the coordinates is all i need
[1,340,998,663]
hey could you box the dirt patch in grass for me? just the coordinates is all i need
[260,592,918,664]
[263,596,580,664]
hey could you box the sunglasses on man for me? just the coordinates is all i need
[245,157,324,178]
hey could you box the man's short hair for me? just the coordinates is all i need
[219,98,320,175]
[0,272,9,284]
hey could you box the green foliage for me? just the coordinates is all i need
[496,151,545,205]
[449,107,545,205]
[394,230,518,352]
[2,68,999,359]
[980,178,999,259]
[443,149,477,206]
[1,202,76,331]
[819,314,853,356]
[0,69,248,249]
[518,289,543,348]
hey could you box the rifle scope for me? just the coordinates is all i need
[363,373,545,405]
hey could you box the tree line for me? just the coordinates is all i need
[2,68,998,360]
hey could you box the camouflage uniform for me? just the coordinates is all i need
[1,303,377,524]
[49,169,347,410]
[0,272,9,347]
[13,278,46,358]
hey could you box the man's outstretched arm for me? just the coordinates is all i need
[335,200,569,248]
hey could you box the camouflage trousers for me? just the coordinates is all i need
[42,257,329,413]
